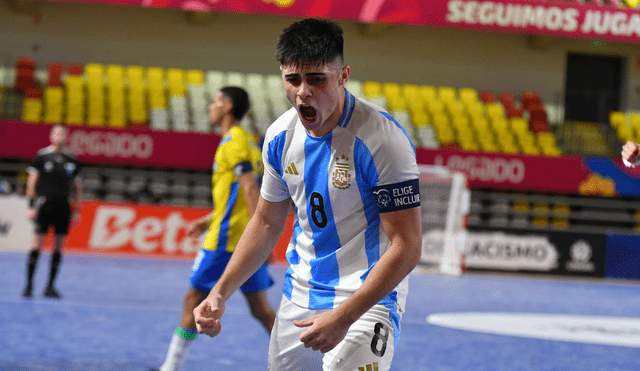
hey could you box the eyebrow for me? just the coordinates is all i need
[284,72,327,78]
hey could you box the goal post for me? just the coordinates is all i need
[417,165,470,276]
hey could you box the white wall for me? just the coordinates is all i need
[2,0,640,108]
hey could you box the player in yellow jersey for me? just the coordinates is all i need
[153,87,276,371]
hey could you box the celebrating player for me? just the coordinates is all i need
[23,124,82,299]
[193,18,422,370]
[153,87,276,371]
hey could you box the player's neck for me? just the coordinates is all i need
[219,116,239,136]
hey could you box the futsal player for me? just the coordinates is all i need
[194,19,422,371]
[622,141,640,167]
[152,87,276,371]
[23,123,82,299]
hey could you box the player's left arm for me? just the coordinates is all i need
[295,205,422,353]
[71,177,83,226]
[238,171,260,218]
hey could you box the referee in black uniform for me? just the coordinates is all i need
[23,124,82,299]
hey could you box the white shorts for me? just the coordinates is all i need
[268,295,398,371]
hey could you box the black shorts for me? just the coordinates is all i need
[35,198,71,235]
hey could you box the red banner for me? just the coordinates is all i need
[54,201,292,261]
[42,0,640,43]
[417,147,601,195]
[1,120,220,171]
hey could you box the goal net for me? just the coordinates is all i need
[418,165,470,276]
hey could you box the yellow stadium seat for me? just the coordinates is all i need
[126,66,145,85]
[486,103,505,119]
[383,82,402,100]
[411,110,429,128]
[362,81,382,97]
[511,118,529,134]
[531,216,549,228]
[420,85,437,102]
[22,98,42,123]
[167,68,186,97]
[551,218,570,229]
[466,102,485,117]
[187,69,205,86]
[512,200,529,212]
[471,115,490,133]
[387,96,406,112]
[85,63,104,84]
[458,88,478,105]
[552,203,570,215]
[426,99,445,115]
[43,87,64,124]
[438,86,457,103]
[402,84,420,100]
[447,100,465,117]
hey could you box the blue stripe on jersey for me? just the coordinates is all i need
[353,138,381,277]
[342,91,356,128]
[217,181,239,250]
[219,135,231,146]
[380,111,416,154]
[304,133,340,309]
[384,296,401,348]
[283,215,302,301]
[337,90,356,128]
[267,131,288,179]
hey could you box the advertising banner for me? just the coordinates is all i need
[465,226,607,277]
[0,120,220,171]
[0,198,293,262]
[605,233,640,279]
[41,0,640,44]
[416,147,640,197]
[0,195,34,252]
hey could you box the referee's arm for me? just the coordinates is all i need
[26,172,38,221]
[71,177,83,225]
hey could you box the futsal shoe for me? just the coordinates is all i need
[43,286,61,299]
[22,285,33,299]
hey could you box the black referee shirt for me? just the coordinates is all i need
[27,146,82,201]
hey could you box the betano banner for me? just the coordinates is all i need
[42,0,640,43]
[0,198,293,262]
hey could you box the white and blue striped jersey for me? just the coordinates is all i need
[261,89,421,314]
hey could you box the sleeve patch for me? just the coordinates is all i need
[373,178,421,213]
[233,161,254,177]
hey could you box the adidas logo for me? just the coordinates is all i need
[284,162,299,175]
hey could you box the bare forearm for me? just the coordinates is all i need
[212,197,289,301]
[336,239,421,324]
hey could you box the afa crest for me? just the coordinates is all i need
[332,155,351,190]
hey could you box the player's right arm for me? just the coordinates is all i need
[194,195,290,337]
[187,210,215,237]
[26,172,38,221]
[622,141,640,168]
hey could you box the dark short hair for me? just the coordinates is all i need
[219,86,250,121]
[276,18,344,68]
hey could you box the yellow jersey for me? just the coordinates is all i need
[203,126,263,252]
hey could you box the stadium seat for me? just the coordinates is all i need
[47,63,64,87]
[43,87,64,124]
[167,68,186,97]
[106,65,126,128]
[511,200,529,212]
[382,82,402,101]
[21,87,42,123]
[438,86,457,104]
[479,90,496,104]
[65,75,85,125]
[148,67,167,110]
[362,80,382,98]
[85,64,105,127]
[420,85,437,103]
[206,70,225,98]
[226,72,245,88]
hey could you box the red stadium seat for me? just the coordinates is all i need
[15,57,35,72]
[479,90,496,104]
[68,64,83,76]
[530,120,549,133]
[499,92,516,106]
[47,63,64,87]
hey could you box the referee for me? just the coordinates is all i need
[23,124,82,299]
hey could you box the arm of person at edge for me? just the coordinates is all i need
[26,172,38,221]
[622,141,640,168]
[294,206,422,354]
[193,195,291,336]
[71,177,83,227]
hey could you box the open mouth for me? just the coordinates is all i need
[299,105,317,122]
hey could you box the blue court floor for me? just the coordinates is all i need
[1,251,639,371]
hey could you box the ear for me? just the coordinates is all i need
[338,65,351,87]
